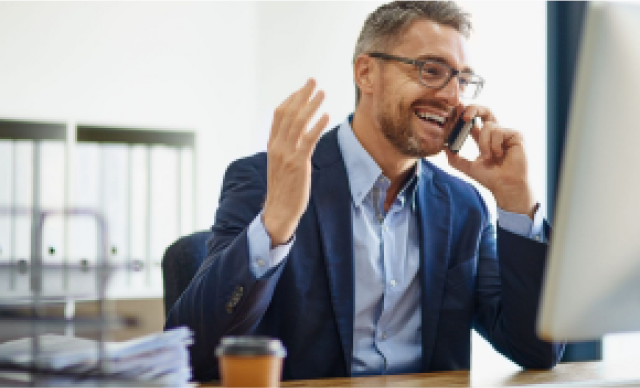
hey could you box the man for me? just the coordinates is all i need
[165,1,564,382]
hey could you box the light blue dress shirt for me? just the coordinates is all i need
[246,116,545,375]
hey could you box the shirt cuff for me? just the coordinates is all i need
[247,211,295,278]
[497,203,546,242]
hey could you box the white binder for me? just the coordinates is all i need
[39,140,66,266]
[0,140,13,265]
[127,144,149,297]
[13,141,33,259]
[100,143,129,297]
[70,142,99,260]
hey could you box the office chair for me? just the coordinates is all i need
[161,230,212,318]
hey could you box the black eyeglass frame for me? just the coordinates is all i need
[367,52,485,99]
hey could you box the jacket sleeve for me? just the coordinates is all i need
[473,216,565,369]
[164,156,287,382]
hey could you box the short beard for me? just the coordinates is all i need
[379,109,437,158]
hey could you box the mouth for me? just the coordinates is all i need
[414,109,448,130]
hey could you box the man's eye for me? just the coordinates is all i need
[459,75,475,86]
[423,65,446,77]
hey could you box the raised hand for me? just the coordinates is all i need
[445,105,537,219]
[262,79,329,246]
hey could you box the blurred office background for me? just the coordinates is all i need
[0,0,636,375]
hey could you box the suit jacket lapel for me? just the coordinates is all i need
[415,161,452,371]
[311,129,355,375]
[309,131,453,374]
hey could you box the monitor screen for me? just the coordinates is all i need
[538,1,640,341]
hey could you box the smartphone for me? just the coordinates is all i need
[445,113,479,153]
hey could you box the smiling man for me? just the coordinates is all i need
[165,1,564,381]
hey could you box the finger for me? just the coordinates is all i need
[299,114,330,155]
[445,148,473,177]
[490,128,505,158]
[270,87,302,144]
[463,104,497,123]
[290,90,325,143]
[477,122,492,159]
[504,130,523,148]
[280,79,317,141]
[469,119,481,144]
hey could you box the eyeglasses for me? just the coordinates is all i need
[367,52,484,100]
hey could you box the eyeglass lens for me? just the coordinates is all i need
[420,62,480,99]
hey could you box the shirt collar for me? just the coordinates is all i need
[337,115,421,208]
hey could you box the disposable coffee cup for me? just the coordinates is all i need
[216,336,287,387]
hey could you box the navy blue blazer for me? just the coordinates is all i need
[165,127,564,382]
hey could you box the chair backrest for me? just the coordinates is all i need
[161,231,212,317]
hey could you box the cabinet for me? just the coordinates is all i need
[0,119,196,300]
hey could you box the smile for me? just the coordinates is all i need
[415,111,447,128]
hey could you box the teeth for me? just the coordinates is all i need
[416,111,446,124]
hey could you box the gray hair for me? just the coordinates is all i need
[353,1,472,105]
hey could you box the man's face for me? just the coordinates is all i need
[373,19,471,158]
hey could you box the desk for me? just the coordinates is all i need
[274,361,640,387]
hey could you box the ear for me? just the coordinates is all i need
[353,54,376,99]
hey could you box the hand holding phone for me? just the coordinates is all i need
[445,112,479,153]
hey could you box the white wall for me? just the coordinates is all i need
[252,1,385,148]
[0,1,259,228]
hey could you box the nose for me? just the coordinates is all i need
[433,75,461,105]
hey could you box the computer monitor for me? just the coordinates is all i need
[538,1,640,341]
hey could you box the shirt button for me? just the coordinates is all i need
[390,279,397,287]
[381,332,387,340]
[535,236,541,241]
[257,258,266,267]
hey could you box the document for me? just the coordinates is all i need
[0,326,193,387]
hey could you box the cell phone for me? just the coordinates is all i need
[445,114,479,153]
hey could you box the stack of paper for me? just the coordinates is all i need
[0,327,193,387]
